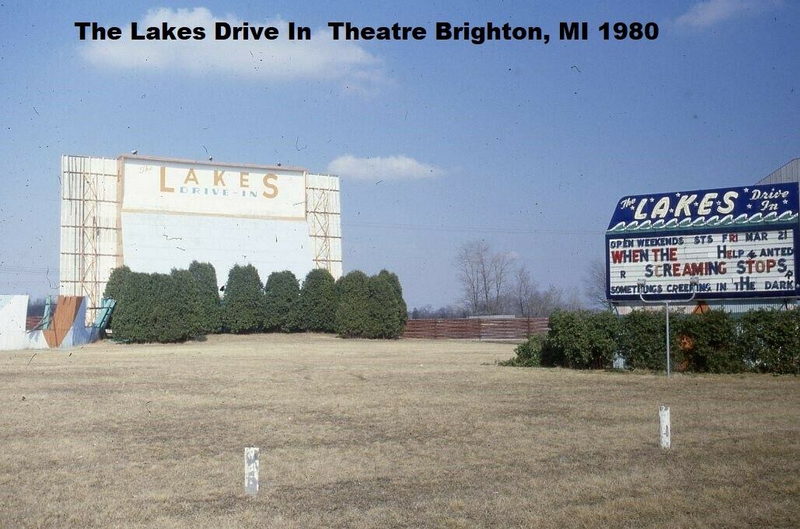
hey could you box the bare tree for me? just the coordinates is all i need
[457,242,590,317]
[585,258,611,310]
[410,304,468,319]
[455,240,515,315]
[456,240,487,314]
[561,287,586,311]
[530,285,564,317]
[477,244,493,313]
[490,251,515,313]
[513,265,536,317]
[523,284,584,316]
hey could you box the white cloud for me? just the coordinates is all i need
[676,0,782,28]
[327,154,443,181]
[80,7,385,89]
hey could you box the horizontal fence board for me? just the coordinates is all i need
[403,318,549,340]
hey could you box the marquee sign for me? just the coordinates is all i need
[606,183,800,301]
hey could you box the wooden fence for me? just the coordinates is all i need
[403,317,549,340]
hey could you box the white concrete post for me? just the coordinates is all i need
[244,447,259,495]
[659,406,671,449]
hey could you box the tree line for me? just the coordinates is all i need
[104,263,407,343]
[410,240,585,319]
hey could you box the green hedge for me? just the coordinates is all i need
[335,271,371,338]
[222,264,265,334]
[103,265,131,301]
[263,271,300,332]
[109,270,203,343]
[365,274,404,339]
[377,270,408,328]
[499,334,545,367]
[106,264,408,342]
[505,308,800,375]
[294,268,337,332]
[672,310,744,373]
[541,310,620,369]
[188,261,222,334]
[737,309,800,374]
[334,270,407,339]
[103,266,132,331]
[617,310,670,370]
[105,262,220,341]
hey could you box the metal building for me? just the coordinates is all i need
[60,154,342,323]
[757,158,800,185]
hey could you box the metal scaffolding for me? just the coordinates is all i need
[306,173,342,278]
[60,156,121,324]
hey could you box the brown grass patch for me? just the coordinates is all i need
[1,334,798,528]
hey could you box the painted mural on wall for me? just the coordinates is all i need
[0,295,111,351]
[606,183,800,302]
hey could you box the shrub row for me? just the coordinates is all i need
[105,263,407,343]
[104,266,208,343]
[503,309,800,375]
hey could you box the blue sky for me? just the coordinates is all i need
[0,1,798,308]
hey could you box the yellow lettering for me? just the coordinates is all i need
[213,170,226,186]
[240,172,250,188]
[184,168,199,185]
[159,166,174,193]
[263,173,278,198]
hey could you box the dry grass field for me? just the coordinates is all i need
[1,334,798,528]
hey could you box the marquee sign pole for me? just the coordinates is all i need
[637,277,698,377]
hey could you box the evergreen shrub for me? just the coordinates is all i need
[223,264,265,333]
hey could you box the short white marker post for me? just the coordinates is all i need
[659,406,671,449]
[244,447,259,495]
